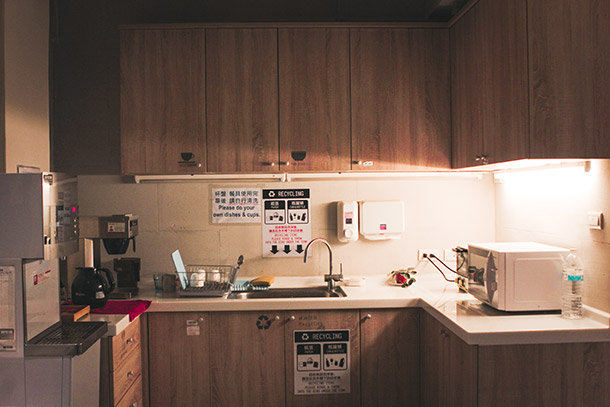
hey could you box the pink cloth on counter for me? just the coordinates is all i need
[90,300,151,321]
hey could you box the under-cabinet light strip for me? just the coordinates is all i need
[133,171,484,183]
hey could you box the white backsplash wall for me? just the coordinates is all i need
[495,159,610,313]
[77,174,495,281]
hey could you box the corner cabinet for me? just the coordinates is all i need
[350,29,451,171]
[420,312,477,407]
[360,309,420,407]
[120,29,206,174]
[451,0,528,168]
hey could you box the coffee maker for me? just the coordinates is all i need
[80,214,140,298]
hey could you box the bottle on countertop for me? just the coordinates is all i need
[561,248,584,319]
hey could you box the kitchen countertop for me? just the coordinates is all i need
[136,272,610,346]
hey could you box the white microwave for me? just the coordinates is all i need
[467,242,569,312]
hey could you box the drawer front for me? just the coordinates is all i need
[112,317,141,369]
[117,376,143,407]
[113,345,142,405]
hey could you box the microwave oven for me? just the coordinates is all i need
[467,242,569,312]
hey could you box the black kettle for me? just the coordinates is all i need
[71,267,116,309]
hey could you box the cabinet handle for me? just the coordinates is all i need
[126,338,135,345]
[129,403,138,407]
[353,160,374,167]
[364,314,372,320]
[263,162,276,167]
[289,315,296,321]
[475,155,489,165]
[127,370,135,379]
[199,317,204,322]
[279,161,290,166]
[274,316,280,321]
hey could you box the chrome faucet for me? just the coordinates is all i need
[303,238,343,291]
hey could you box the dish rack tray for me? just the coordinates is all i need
[179,255,243,297]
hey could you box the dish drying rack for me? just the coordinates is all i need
[179,255,243,297]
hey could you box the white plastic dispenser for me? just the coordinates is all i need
[337,201,359,242]
[359,201,404,240]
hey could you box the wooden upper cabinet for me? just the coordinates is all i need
[452,0,528,168]
[206,29,279,172]
[351,28,451,171]
[279,28,351,171]
[528,0,610,158]
[120,29,206,174]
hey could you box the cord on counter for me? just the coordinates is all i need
[423,254,455,283]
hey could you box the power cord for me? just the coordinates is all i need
[422,254,455,283]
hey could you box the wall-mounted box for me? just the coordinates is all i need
[359,201,404,240]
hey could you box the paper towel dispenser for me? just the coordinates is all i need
[359,201,404,240]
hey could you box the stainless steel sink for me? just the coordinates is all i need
[228,286,347,299]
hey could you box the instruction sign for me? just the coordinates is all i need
[262,189,311,257]
[294,330,350,395]
[212,187,261,223]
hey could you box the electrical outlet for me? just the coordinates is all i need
[444,249,457,261]
[418,249,442,261]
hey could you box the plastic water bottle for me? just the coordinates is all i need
[561,248,584,319]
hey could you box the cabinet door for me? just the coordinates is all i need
[209,311,285,407]
[451,0,528,168]
[285,310,360,407]
[478,342,610,407]
[351,29,451,171]
[148,312,210,407]
[120,29,206,174]
[360,309,420,407]
[528,0,610,158]
[206,29,279,172]
[279,28,351,171]
[420,312,477,407]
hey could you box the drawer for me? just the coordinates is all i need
[113,345,142,405]
[112,317,141,369]
[116,376,143,407]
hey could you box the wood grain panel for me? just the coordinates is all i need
[529,0,610,158]
[148,312,210,407]
[111,316,141,370]
[112,341,142,405]
[209,311,285,407]
[120,29,206,174]
[279,28,351,171]
[451,0,528,168]
[351,28,451,170]
[360,309,420,407]
[116,376,142,407]
[206,28,279,172]
[420,312,477,407]
[451,5,483,168]
[479,342,610,407]
[285,310,360,407]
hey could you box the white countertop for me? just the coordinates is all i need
[136,272,610,346]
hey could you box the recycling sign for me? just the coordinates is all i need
[294,330,350,395]
[262,188,311,258]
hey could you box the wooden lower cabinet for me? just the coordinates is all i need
[209,311,285,407]
[148,312,210,407]
[285,310,361,407]
[360,308,420,407]
[420,311,477,407]
[100,317,144,407]
[478,342,610,407]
